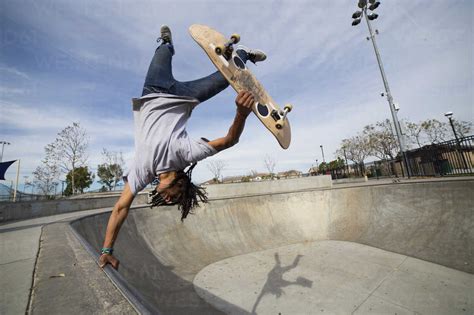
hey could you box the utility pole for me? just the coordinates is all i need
[351,0,411,178]
[445,112,469,171]
[0,141,11,162]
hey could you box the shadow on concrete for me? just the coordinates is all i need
[71,212,250,314]
[251,253,313,314]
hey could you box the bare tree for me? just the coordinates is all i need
[405,118,471,148]
[336,134,370,175]
[263,155,276,179]
[33,143,60,196]
[52,122,89,194]
[420,119,449,144]
[404,121,424,149]
[452,119,472,138]
[207,160,226,183]
[363,119,399,160]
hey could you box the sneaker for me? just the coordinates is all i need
[248,49,267,63]
[236,45,267,64]
[157,25,173,44]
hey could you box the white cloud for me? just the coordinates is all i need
[0,65,30,80]
[1,0,472,188]
[0,99,134,183]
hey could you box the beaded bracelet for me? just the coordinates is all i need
[101,247,114,255]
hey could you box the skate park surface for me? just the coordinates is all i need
[2,177,473,314]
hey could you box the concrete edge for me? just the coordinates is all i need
[25,209,149,314]
[68,220,159,315]
[3,177,472,225]
[25,224,44,314]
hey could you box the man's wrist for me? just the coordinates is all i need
[101,247,114,255]
[236,110,249,119]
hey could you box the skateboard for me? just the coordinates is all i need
[189,24,292,149]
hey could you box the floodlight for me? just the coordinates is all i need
[352,18,362,26]
[352,11,363,19]
[369,1,380,10]
[368,13,378,20]
[358,0,367,9]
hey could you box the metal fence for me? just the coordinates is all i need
[405,135,473,176]
[0,181,68,202]
[0,190,57,202]
[325,135,474,179]
[0,183,126,203]
[364,135,474,178]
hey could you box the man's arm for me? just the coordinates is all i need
[208,91,254,152]
[99,182,135,269]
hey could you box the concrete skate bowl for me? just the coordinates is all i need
[71,179,473,314]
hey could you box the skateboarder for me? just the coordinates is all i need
[99,26,266,269]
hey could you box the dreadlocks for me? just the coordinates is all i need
[148,163,208,221]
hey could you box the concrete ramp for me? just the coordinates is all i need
[71,179,473,314]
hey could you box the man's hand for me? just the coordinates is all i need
[235,91,254,118]
[99,254,120,270]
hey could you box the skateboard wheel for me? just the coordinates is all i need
[215,46,224,55]
[231,33,240,44]
[284,104,293,112]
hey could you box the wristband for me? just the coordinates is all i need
[101,247,113,255]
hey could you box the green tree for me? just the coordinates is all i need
[318,162,328,174]
[97,149,124,191]
[97,163,123,191]
[241,176,251,182]
[64,166,94,196]
[326,158,346,178]
[328,157,345,171]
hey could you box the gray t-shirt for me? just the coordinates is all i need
[124,93,217,195]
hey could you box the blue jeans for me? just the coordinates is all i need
[142,43,248,102]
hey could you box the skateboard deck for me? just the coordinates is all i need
[189,24,292,149]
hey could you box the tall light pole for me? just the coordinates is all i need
[0,141,11,162]
[444,112,460,144]
[320,145,326,163]
[445,111,469,170]
[351,0,411,178]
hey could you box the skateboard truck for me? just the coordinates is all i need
[215,33,240,59]
[275,104,293,129]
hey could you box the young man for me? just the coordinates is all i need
[99,26,266,269]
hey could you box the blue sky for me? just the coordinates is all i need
[1,0,473,190]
